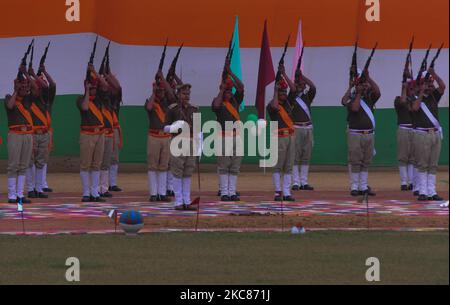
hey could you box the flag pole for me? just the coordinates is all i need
[114,210,118,233]
[21,211,25,235]
[195,157,201,232]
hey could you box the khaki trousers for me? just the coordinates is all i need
[30,133,50,169]
[7,133,33,177]
[273,135,295,174]
[397,128,415,166]
[217,135,243,175]
[294,127,313,166]
[413,130,441,174]
[147,134,171,171]
[80,133,105,171]
[101,136,114,170]
[111,128,120,166]
[347,132,374,173]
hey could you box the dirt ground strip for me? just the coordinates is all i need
[0,171,448,233]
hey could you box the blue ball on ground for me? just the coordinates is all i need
[119,210,144,235]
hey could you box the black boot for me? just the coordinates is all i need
[300,184,314,191]
[429,194,444,201]
[418,194,428,201]
[283,195,295,201]
[37,192,48,199]
[274,192,283,201]
[221,195,231,202]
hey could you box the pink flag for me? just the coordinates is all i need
[255,20,275,119]
[291,19,304,79]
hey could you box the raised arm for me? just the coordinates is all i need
[145,83,158,111]
[269,83,280,110]
[39,64,56,88]
[156,70,176,104]
[280,65,295,93]
[212,81,226,108]
[411,83,425,112]
[225,61,244,93]
[341,85,352,106]
[80,81,91,111]
[429,67,446,95]
[349,84,364,112]
[399,82,408,103]
[5,80,19,109]
[300,73,316,95]
[365,70,380,99]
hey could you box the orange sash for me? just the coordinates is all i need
[15,97,34,127]
[88,97,104,126]
[223,100,240,121]
[154,102,166,123]
[278,105,294,130]
[30,102,49,128]
[102,108,114,129]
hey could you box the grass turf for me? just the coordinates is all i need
[0,231,448,285]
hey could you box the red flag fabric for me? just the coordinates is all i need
[255,20,275,119]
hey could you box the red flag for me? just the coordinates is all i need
[255,20,275,119]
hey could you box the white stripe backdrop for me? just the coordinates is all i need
[1,33,448,108]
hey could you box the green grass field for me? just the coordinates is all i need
[0,231,448,285]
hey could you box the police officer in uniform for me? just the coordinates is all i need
[286,69,316,191]
[4,64,34,203]
[145,71,176,202]
[164,83,200,210]
[26,64,55,199]
[410,67,446,201]
[266,65,296,202]
[395,71,415,191]
[212,63,244,202]
[341,70,380,196]
[77,65,108,202]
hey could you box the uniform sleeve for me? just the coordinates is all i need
[76,96,84,111]
[432,89,443,103]
[166,107,175,125]
[305,87,316,103]
[369,90,381,105]
[48,85,56,106]
[234,91,244,104]
[287,90,297,101]
[212,99,221,112]
[394,96,402,110]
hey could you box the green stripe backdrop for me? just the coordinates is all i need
[1,95,448,166]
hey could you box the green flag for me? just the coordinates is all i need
[230,16,244,112]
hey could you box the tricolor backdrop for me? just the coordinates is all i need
[0,0,448,165]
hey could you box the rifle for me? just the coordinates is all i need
[99,41,111,75]
[28,44,34,70]
[156,39,168,83]
[106,42,112,74]
[37,42,51,76]
[424,43,444,81]
[275,34,291,82]
[222,39,233,81]
[295,43,305,81]
[359,42,378,83]
[86,36,99,81]
[350,40,358,84]
[402,36,414,83]
[415,44,431,82]
[18,39,34,80]
[166,44,183,82]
